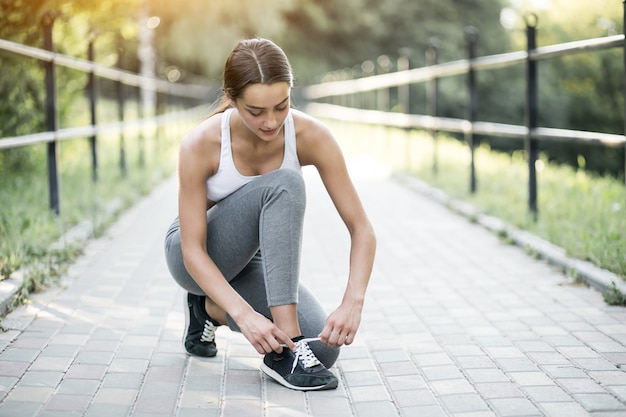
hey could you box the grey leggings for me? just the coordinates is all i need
[164,169,339,367]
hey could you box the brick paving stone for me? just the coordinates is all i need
[475,382,525,399]
[508,371,558,387]
[589,371,626,386]
[558,378,610,394]
[541,364,589,379]
[29,355,73,372]
[3,386,54,403]
[100,372,144,389]
[222,399,263,417]
[573,357,620,371]
[92,387,138,405]
[488,398,542,416]
[308,395,353,415]
[42,394,91,413]
[353,400,399,417]
[465,368,510,384]
[522,385,573,402]
[55,379,100,396]
[0,348,39,362]
[573,393,626,412]
[0,401,42,417]
[65,364,107,380]
[178,389,220,409]
[422,365,465,381]
[430,378,477,396]
[440,393,490,414]
[133,393,178,415]
[348,384,391,402]
[39,344,81,358]
[83,404,132,417]
[343,370,384,387]
[18,371,63,387]
[609,386,626,402]
[400,404,448,417]
[1,165,626,417]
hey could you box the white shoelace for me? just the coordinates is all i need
[200,320,216,343]
[290,338,322,374]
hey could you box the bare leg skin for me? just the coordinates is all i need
[270,304,301,339]
[205,297,228,326]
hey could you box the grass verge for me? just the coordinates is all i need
[329,121,625,303]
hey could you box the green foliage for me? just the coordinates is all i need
[603,282,626,306]
[280,0,510,82]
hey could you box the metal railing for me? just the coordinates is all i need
[0,13,214,214]
[303,14,626,219]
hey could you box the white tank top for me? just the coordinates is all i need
[206,108,301,203]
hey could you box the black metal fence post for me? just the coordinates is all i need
[397,48,410,113]
[42,11,60,215]
[525,15,539,220]
[87,37,98,182]
[623,1,626,198]
[465,26,479,194]
[136,86,145,168]
[377,55,391,111]
[116,40,127,178]
[426,38,440,175]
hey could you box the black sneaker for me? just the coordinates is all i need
[183,293,218,357]
[261,337,338,391]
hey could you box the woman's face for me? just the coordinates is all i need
[233,82,291,141]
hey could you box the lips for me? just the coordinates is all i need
[261,128,277,136]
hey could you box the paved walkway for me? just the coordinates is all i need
[0,159,625,417]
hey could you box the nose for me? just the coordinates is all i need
[263,111,278,129]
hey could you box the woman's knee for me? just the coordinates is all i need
[265,169,305,200]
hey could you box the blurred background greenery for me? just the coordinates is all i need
[1,0,623,175]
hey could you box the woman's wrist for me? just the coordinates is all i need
[341,292,365,310]
[228,299,255,324]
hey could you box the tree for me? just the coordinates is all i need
[280,0,510,82]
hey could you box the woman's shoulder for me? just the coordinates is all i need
[178,112,223,178]
[181,112,223,154]
[291,108,332,142]
[291,108,341,166]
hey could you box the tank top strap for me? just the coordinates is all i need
[281,111,301,171]
[220,108,235,162]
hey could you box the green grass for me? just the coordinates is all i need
[0,117,191,316]
[328,121,626,281]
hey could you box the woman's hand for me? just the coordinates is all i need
[238,310,295,354]
[318,300,363,347]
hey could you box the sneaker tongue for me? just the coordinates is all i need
[295,340,322,369]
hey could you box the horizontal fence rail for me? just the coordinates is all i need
[0,106,207,150]
[302,22,626,219]
[0,38,212,100]
[0,15,214,214]
[303,35,625,98]
[305,103,626,148]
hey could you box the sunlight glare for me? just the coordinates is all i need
[146,16,161,30]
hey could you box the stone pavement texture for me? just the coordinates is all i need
[1,160,625,417]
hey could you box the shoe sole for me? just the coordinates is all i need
[260,363,338,391]
[182,293,192,356]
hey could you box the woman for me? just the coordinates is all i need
[165,38,376,391]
